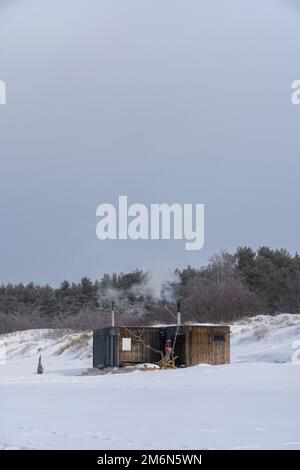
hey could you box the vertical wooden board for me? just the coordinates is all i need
[210,327,216,365]
[196,327,207,365]
[206,327,211,363]
[184,327,190,367]
[210,326,230,365]
[190,327,195,365]
[224,327,229,364]
[188,327,196,366]
[188,327,209,366]
[192,327,198,366]
[190,327,195,366]
[207,327,211,363]
[202,327,209,364]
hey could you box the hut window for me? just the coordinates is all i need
[213,334,225,342]
[122,338,132,351]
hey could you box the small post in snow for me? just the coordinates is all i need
[37,355,44,374]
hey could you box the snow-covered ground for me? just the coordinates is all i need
[1,314,300,450]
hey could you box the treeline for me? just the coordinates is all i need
[0,270,154,333]
[176,247,300,322]
[1,246,300,333]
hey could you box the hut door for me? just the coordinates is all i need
[211,334,226,365]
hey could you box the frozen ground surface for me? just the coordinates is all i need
[0,314,300,450]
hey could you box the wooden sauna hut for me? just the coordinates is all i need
[93,324,230,369]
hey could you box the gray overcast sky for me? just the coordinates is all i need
[0,0,299,285]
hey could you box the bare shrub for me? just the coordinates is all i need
[55,332,92,355]
[181,277,264,324]
[0,309,145,334]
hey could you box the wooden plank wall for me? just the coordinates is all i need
[113,325,230,367]
[118,327,163,365]
[184,326,230,366]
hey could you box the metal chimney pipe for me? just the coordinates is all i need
[177,300,181,326]
[111,301,115,327]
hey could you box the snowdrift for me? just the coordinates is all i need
[1,313,300,366]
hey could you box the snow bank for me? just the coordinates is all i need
[231,314,300,364]
[1,313,300,366]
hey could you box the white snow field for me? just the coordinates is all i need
[1,314,300,450]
